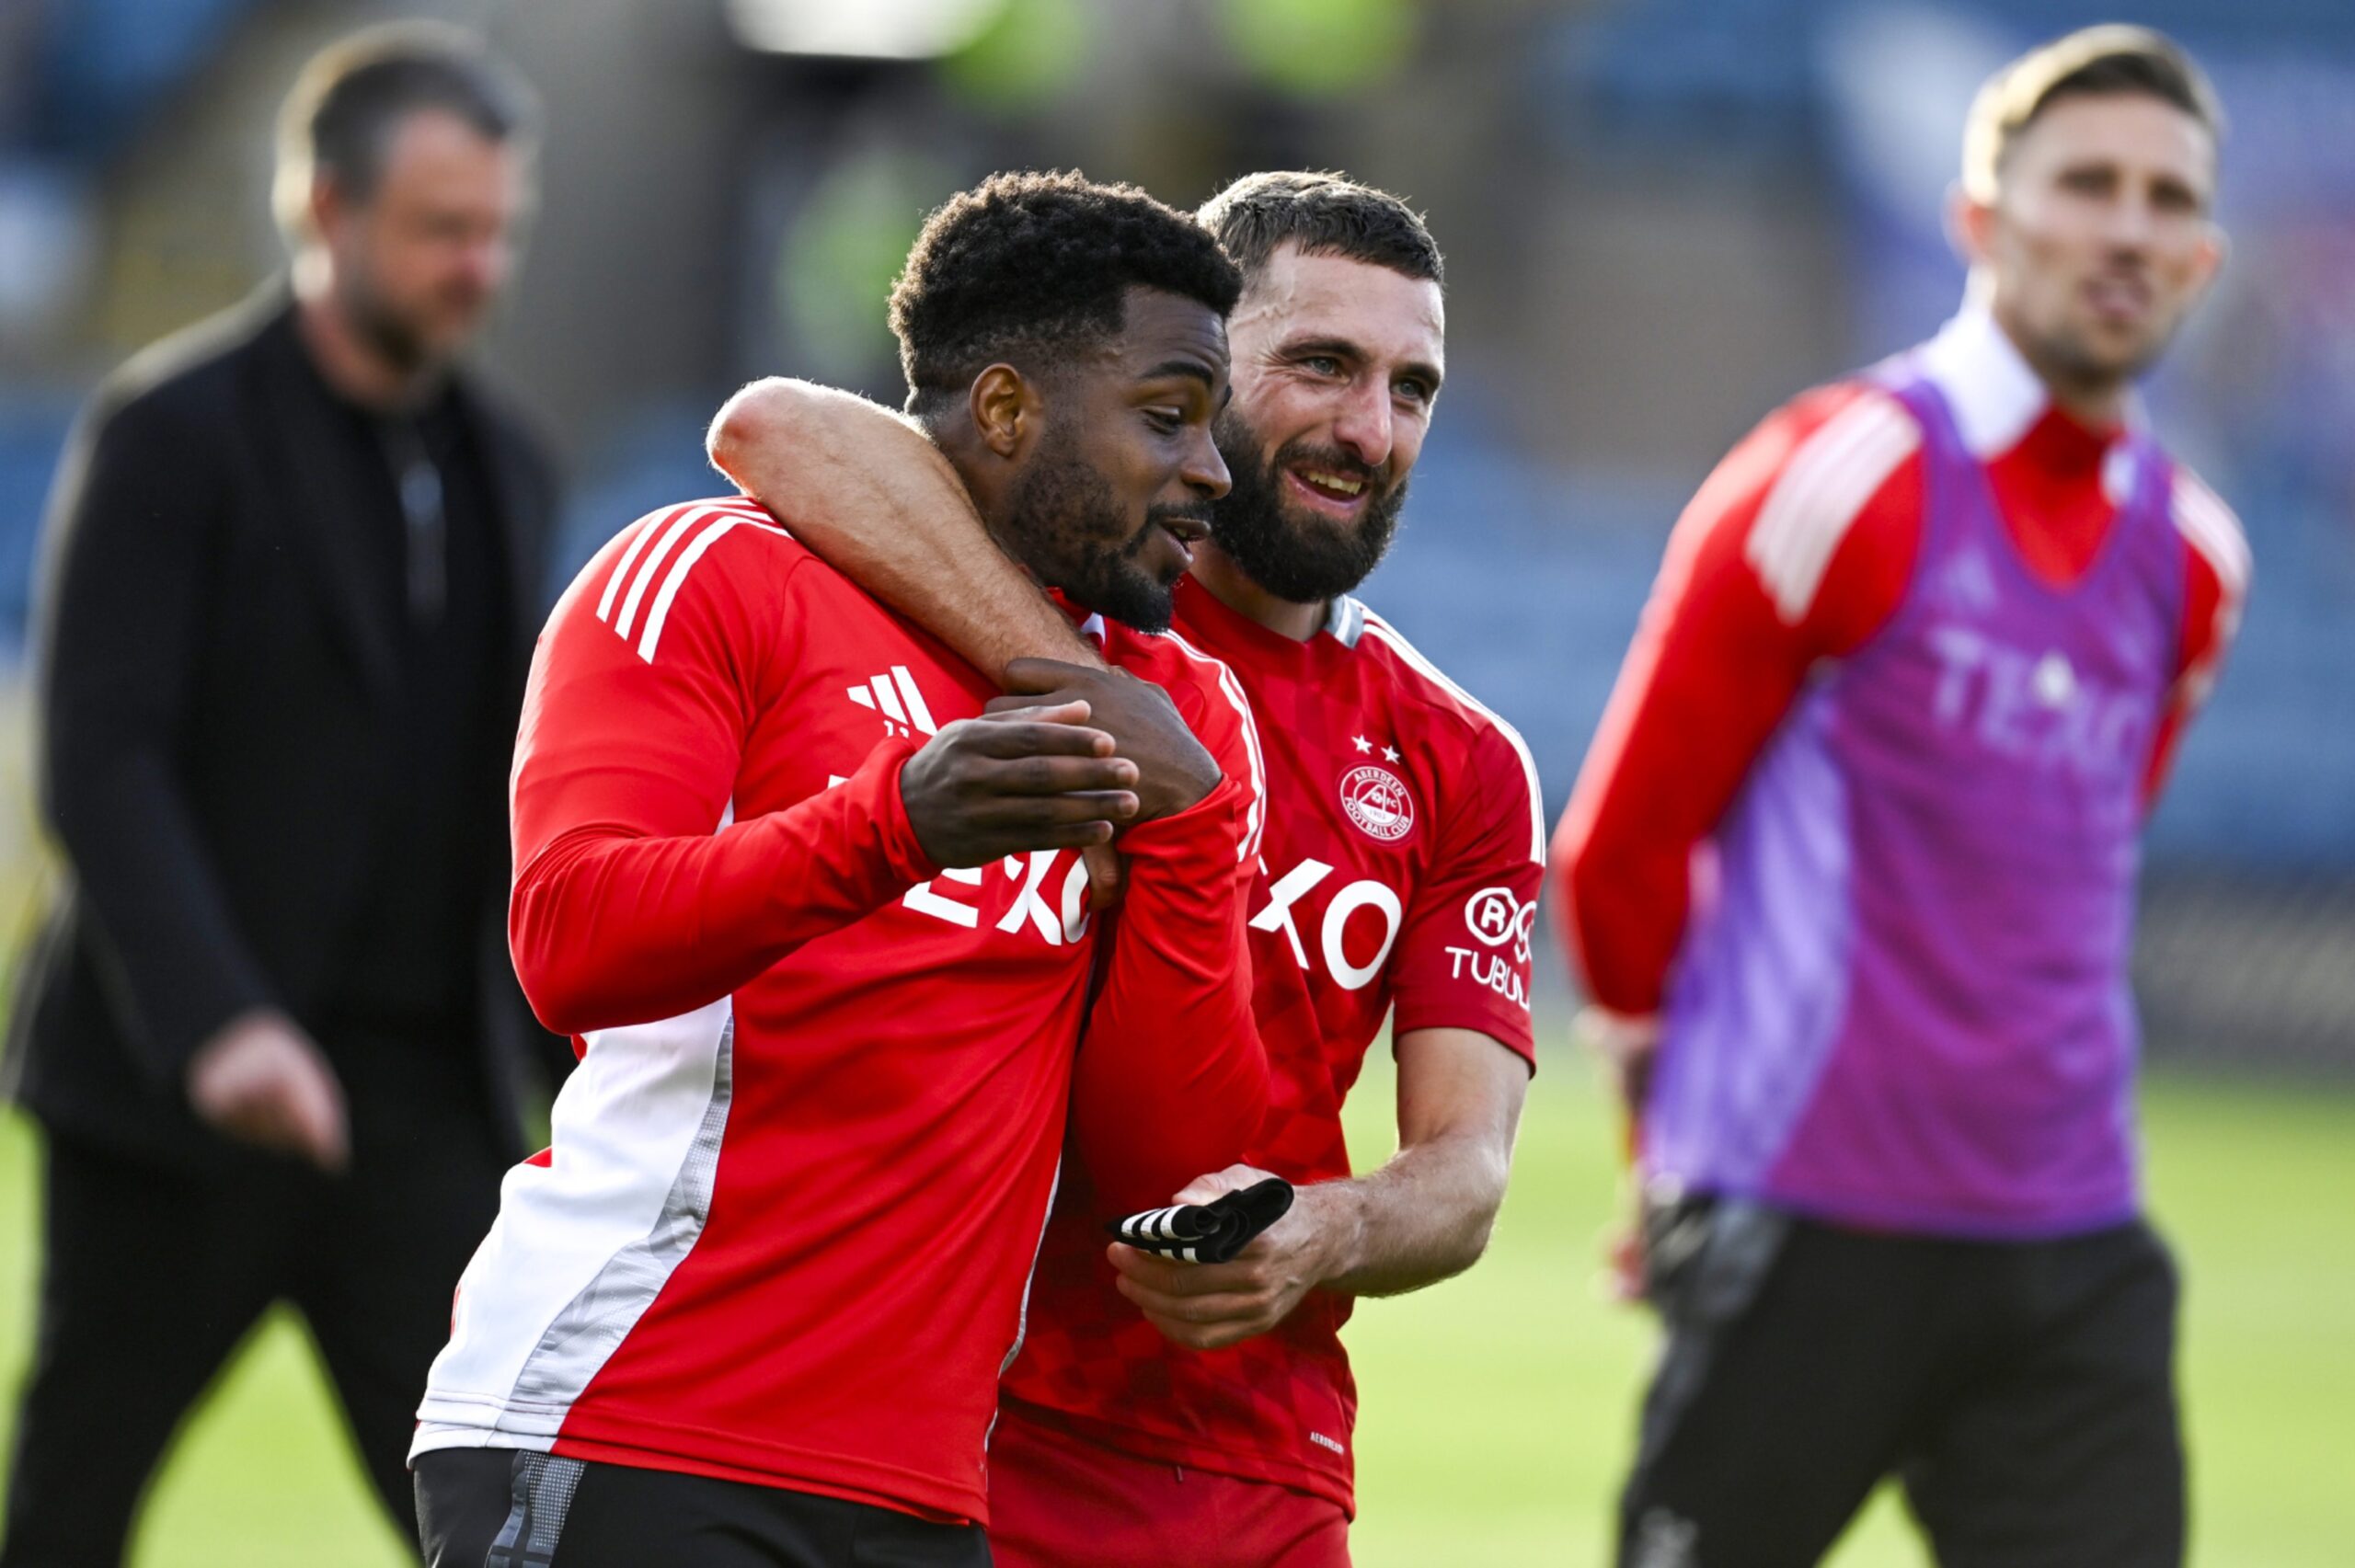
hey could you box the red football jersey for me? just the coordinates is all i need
[1000,574,1545,1515]
[413,498,1268,1525]
[1555,307,2247,1024]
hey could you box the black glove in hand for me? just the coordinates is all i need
[1108,1177,1294,1265]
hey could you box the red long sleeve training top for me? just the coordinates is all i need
[1555,309,2247,1029]
[415,496,1268,1525]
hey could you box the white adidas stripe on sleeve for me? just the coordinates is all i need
[595,503,685,624]
[612,509,708,641]
[2169,471,2251,601]
[638,514,787,664]
[2167,471,2251,708]
[590,500,791,665]
[1743,394,1921,625]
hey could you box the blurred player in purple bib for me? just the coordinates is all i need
[1555,27,2246,1568]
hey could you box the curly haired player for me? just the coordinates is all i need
[411,173,1272,1568]
[711,171,1542,1568]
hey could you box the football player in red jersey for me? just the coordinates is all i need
[411,174,1276,1568]
[1557,29,2238,1568]
[710,173,1543,1568]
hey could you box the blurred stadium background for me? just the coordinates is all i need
[0,0,2347,1563]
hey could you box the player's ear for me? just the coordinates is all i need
[1946,180,1996,271]
[308,171,347,246]
[2189,221,2227,298]
[969,364,1041,461]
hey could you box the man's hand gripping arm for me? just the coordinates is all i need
[973,658,1273,1218]
[709,378,1135,905]
[511,525,1141,1036]
[708,379,1276,1220]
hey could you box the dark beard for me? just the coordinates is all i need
[1005,431,1191,634]
[1211,411,1406,603]
[345,279,433,377]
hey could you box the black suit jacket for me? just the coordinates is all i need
[5,287,562,1166]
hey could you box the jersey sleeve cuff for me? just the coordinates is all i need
[863,735,942,884]
[1114,773,1246,863]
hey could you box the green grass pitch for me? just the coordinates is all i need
[0,1052,2348,1565]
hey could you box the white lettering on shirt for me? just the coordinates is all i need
[1249,859,1337,970]
[1252,857,1409,993]
[903,864,983,930]
[996,850,1064,944]
[1925,623,2147,779]
[1321,879,1404,992]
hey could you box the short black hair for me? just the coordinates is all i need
[1197,170,1443,290]
[890,170,1243,417]
[1963,26,2223,202]
[274,21,534,236]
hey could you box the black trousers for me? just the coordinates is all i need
[0,1044,506,1567]
[1620,1203,2184,1568]
[414,1449,993,1568]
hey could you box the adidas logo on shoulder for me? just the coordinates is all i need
[847,666,939,738]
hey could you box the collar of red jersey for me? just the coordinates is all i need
[1060,584,1357,651]
[1323,592,1369,647]
[1916,301,2150,463]
[1042,584,1109,647]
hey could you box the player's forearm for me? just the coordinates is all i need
[1074,775,1270,1213]
[510,738,933,1034]
[1303,1129,1515,1299]
[707,379,1099,680]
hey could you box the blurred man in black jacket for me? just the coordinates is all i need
[1,25,557,1562]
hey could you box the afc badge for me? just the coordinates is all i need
[1338,764,1415,843]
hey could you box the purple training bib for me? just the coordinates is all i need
[1647,368,2186,1237]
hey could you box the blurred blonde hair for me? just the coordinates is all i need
[1960,25,2223,205]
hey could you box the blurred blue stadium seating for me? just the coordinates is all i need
[0,398,75,655]
[1539,0,2355,166]
[0,0,2344,884]
[17,0,264,163]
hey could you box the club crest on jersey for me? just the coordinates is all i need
[1338,763,1414,843]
